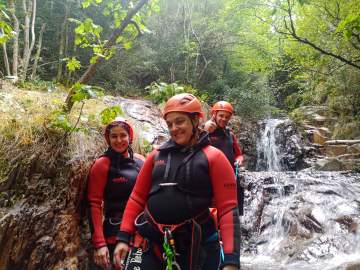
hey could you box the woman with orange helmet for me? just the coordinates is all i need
[204,101,245,215]
[87,117,145,269]
[113,93,240,270]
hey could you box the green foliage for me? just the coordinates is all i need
[0,5,13,43]
[49,110,76,132]
[71,82,104,103]
[141,138,153,155]
[224,79,277,119]
[337,12,360,39]
[67,0,154,69]
[66,57,82,72]
[146,81,203,104]
[100,106,124,125]
[17,79,58,92]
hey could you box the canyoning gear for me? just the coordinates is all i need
[87,148,144,249]
[105,117,134,145]
[163,93,204,119]
[235,163,245,216]
[210,101,234,116]
[124,241,220,270]
[163,228,181,270]
[117,131,240,269]
[207,126,244,215]
[208,127,243,169]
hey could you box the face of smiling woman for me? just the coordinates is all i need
[109,126,130,154]
[165,112,197,146]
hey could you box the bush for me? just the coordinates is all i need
[146,81,205,104]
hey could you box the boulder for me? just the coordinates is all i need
[348,143,360,154]
[325,144,347,156]
[314,158,344,171]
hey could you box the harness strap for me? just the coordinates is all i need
[142,208,210,270]
[189,220,202,270]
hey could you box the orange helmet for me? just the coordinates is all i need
[163,93,204,119]
[104,117,134,144]
[211,101,234,115]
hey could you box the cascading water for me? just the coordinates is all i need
[241,119,360,270]
[256,119,285,171]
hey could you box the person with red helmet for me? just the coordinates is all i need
[204,101,245,215]
[87,117,145,269]
[113,93,240,270]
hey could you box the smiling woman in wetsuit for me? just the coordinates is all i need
[87,117,145,269]
[113,93,241,270]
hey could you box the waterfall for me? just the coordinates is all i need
[240,117,360,269]
[256,119,285,171]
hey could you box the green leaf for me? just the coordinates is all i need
[90,55,99,64]
[82,0,92,9]
[66,57,81,72]
[50,112,73,132]
[123,41,133,50]
[100,106,124,125]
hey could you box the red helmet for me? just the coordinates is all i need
[163,93,204,119]
[104,117,134,144]
[211,101,234,115]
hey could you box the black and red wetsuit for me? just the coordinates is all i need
[208,127,245,215]
[208,127,243,168]
[118,132,240,270]
[87,148,144,250]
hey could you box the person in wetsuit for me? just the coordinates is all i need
[204,101,245,215]
[87,117,145,269]
[113,93,240,270]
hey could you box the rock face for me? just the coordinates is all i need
[104,96,169,148]
[315,141,360,172]
[233,118,317,171]
[0,95,169,270]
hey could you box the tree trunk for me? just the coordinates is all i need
[21,0,37,81]
[22,0,30,66]
[8,0,19,78]
[56,0,69,82]
[1,29,11,76]
[30,23,46,80]
[64,0,149,112]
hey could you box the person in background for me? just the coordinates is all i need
[113,93,240,270]
[87,117,145,269]
[204,101,245,215]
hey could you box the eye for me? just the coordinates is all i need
[175,118,185,125]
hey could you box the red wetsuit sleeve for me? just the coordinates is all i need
[87,157,110,248]
[232,132,244,165]
[119,150,157,238]
[203,146,240,267]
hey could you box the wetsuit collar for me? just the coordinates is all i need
[104,147,132,161]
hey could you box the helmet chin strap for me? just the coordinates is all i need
[214,112,219,126]
[189,117,199,146]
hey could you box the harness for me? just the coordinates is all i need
[135,144,215,270]
[135,208,211,270]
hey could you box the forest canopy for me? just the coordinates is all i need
[0,0,359,136]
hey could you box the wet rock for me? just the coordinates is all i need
[241,171,360,269]
[325,144,348,156]
[335,216,358,233]
[348,143,360,154]
[314,157,344,171]
[346,263,360,270]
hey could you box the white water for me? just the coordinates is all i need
[244,119,360,269]
[256,119,285,171]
